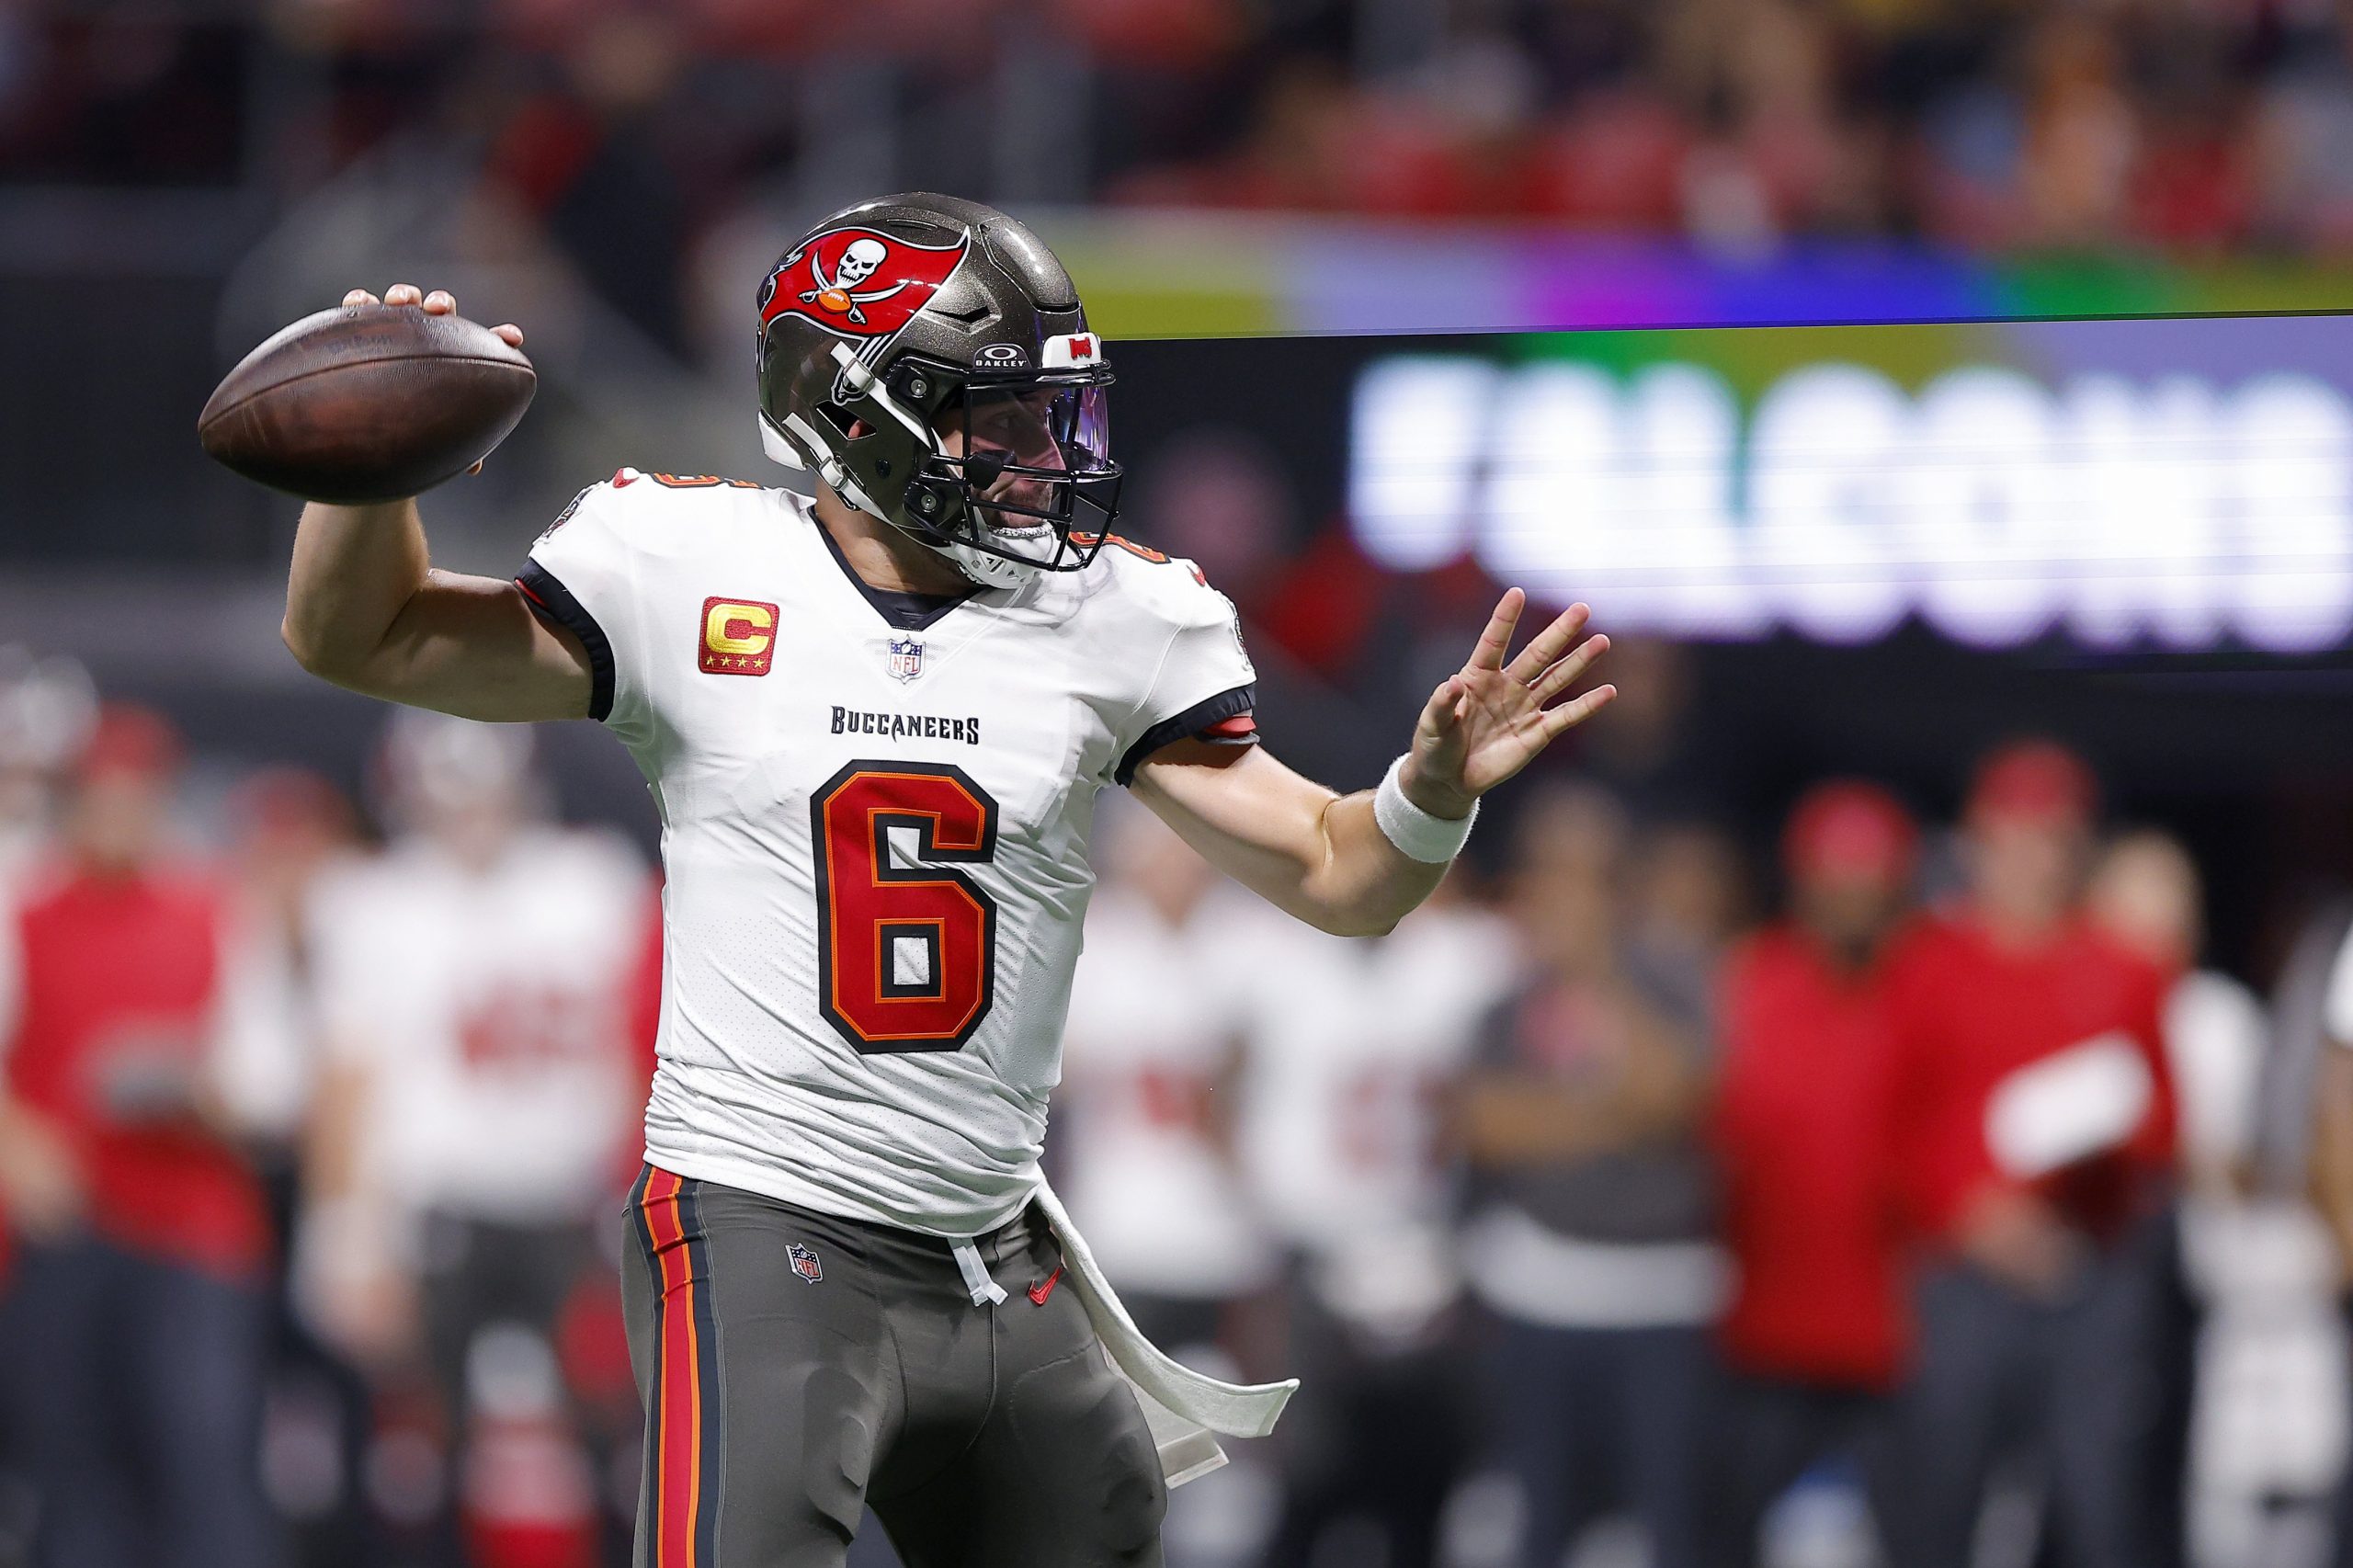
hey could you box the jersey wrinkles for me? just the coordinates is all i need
[521,474,1257,1237]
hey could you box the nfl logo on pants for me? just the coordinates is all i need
[788,1243,823,1284]
[887,636,925,683]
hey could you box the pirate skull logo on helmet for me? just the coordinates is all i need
[835,239,886,289]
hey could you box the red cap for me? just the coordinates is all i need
[74,703,183,784]
[1966,739,2097,829]
[1782,780,1918,886]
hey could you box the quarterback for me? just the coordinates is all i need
[278,194,1613,1567]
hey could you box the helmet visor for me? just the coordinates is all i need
[934,379,1119,569]
[958,381,1112,477]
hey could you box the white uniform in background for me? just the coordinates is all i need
[1233,899,1516,1336]
[2177,961,2347,1566]
[1059,881,1277,1302]
[308,827,652,1227]
[208,892,338,1148]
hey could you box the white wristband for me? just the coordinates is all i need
[1374,756,1478,863]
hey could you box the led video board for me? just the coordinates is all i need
[1346,315,2353,652]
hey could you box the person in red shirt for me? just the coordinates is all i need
[1879,741,2177,1568]
[0,706,282,1568]
[1708,781,1919,1566]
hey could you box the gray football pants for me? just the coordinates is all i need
[622,1165,1166,1568]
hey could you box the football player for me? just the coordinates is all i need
[276,192,1614,1568]
[301,712,654,1562]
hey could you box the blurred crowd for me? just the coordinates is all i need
[1107,0,2353,254]
[0,654,659,1568]
[1063,735,2353,1568]
[12,0,2353,355]
[4,627,2353,1568]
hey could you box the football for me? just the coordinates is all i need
[198,303,536,505]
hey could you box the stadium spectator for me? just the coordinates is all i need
[1880,741,2178,1568]
[1707,780,1920,1567]
[301,712,655,1568]
[478,11,704,354]
[1456,783,1721,1568]
[1233,869,1516,1568]
[0,704,284,1568]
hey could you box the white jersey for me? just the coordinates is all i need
[1233,900,1514,1252]
[1058,884,1278,1300]
[310,827,654,1222]
[521,472,1258,1237]
[1230,898,1513,1336]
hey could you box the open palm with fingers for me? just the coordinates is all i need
[1399,588,1616,818]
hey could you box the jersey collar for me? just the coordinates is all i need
[813,515,983,633]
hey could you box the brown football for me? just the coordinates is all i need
[198,303,537,505]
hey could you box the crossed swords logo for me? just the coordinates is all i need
[798,237,910,326]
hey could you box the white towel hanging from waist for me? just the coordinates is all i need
[1029,1177,1299,1487]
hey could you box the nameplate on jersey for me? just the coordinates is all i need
[700,597,779,676]
[830,707,982,745]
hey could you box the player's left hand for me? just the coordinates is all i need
[1398,588,1615,818]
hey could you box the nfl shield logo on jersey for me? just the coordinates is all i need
[787,1243,823,1284]
[887,636,926,683]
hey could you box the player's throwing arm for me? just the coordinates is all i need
[266,286,597,722]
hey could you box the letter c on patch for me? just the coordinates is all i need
[699,597,779,676]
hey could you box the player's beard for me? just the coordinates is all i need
[969,479,1063,563]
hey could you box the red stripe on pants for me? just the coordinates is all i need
[643,1168,701,1568]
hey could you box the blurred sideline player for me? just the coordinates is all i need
[2292,869,2353,1565]
[1057,801,1281,1566]
[0,706,285,1568]
[2090,831,2337,1568]
[1457,784,1720,1568]
[216,768,381,1565]
[302,710,655,1567]
[0,651,95,893]
[0,647,95,1556]
[1708,781,1921,1566]
[1234,864,1513,1568]
[1880,742,2177,1568]
[1058,799,1277,1354]
[273,193,1615,1566]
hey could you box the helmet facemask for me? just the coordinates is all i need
[907,373,1120,584]
[767,341,1121,590]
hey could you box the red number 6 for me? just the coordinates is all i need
[812,761,1000,1052]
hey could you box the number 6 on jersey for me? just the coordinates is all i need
[812,761,1001,1052]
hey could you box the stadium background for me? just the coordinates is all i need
[9,1,2353,1565]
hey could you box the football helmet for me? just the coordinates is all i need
[756,193,1120,590]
